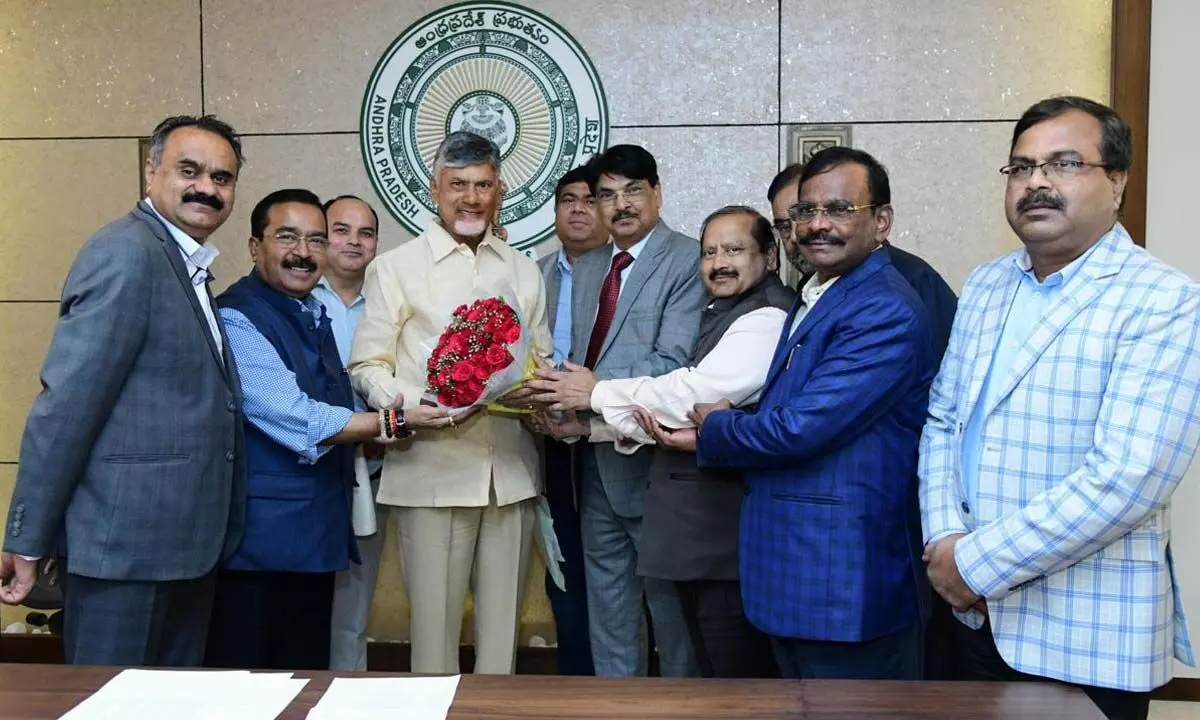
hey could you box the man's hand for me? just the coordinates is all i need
[0,553,37,606]
[525,361,598,412]
[634,407,698,452]
[923,533,981,611]
[689,399,733,428]
[525,410,589,440]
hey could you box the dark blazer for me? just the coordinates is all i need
[697,250,935,642]
[569,221,706,518]
[884,243,957,362]
[4,201,245,580]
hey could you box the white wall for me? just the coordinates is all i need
[1146,0,1200,680]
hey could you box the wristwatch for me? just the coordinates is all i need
[394,408,411,438]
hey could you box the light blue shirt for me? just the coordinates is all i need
[551,249,573,367]
[311,279,382,475]
[960,243,1099,508]
[220,295,354,466]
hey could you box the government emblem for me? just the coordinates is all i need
[361,2,609,252]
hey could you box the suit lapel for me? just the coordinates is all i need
[570,243,611,364]
[597,223,670,361]
[134,201,229,378]
[959,266,1021,424]
[981,238,1125,417]
[761,250,884,392]
[541,255,561,334]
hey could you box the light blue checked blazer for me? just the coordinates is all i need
[920,223,1200,692]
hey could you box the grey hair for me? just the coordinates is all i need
[432,131,501,176]
[147,114,244,170]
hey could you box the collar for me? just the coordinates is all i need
[427,219,506,263]
[1013,227,1109,287]
[612,223,658,262]
[315,276,366,306]
[706,274,783,312]
[144,197,219,274]
[556,248,572,274]
[800,271,839,307]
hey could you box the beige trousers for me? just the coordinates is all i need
[395,495,534,674]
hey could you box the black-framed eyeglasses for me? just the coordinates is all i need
[595,184,647,205]
[999,159,1109,180]
[787,202,877,224]
[263,231,330,251]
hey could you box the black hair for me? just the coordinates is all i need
[250,189,323,238]
[798,147,891,207]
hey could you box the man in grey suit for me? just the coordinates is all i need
[0,115,247,667]
[533,164,609,675]
[528,145,704,676]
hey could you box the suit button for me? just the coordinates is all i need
[225,451,236,462]
[961,501,971,515]
[9,528,19,538]
[226,400,236,412]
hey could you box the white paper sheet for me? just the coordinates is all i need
[59,669,309,720]
[306,675,461,720]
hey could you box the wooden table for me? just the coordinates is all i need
[0,663,1105,718]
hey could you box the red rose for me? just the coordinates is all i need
[466,307,484,322]
[484,315,505,334]
[450,361,475,383]
[484,344,510,368]
[473,363,491,380]
[463,380,486,403]
[447,332,471,356]
[500,324,521,344]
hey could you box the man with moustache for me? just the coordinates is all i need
[767,163,815,284]
[526,144,703,677]
[203,189,444,671]
[0,115,245,666]
[769,163,957,360]
[774,157,957,676]
[534,164,609,675]
[313,195,385,671]
[540,206,792,678]
[350,132,552,675]
[921,96,1200,720]
[691,147,935,679]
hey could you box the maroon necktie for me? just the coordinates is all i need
[584,251,633,369]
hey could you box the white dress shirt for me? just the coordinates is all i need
[588,306,788,449]
[788,272,839,337]
[145,198,223,356]
[614,226,653,297]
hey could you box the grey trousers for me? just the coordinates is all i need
[578,447,697,677]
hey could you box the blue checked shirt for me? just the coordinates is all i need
[220,296,354,465]
[311,279,381,474]
[920,224,1200,691]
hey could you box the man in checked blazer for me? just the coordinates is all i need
[528,145,704,676]
[0,115,247,666]
[693,147,935,680]
[920,96,1200,720]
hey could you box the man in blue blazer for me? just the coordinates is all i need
[692,147,936,679]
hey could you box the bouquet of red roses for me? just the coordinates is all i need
[423,295,534,409]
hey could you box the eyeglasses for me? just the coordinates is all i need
[556,194,595,209]
[265,231,330,250]
[999,159,1109,180]
[787,202,877,223]
[595,184,647,205]
[771,219,793,242]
